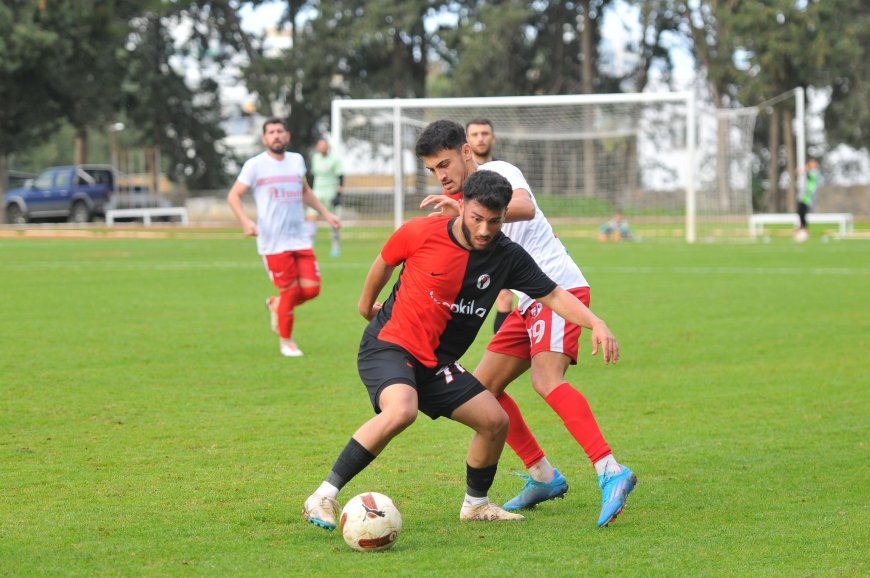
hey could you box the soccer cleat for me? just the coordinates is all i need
[265,297,279,335]
[502,469,569,511]
[330,245,341,257]
[460,502,524,522]
[303,494,340,531]
[280,339,304,357]
[597,465,637,527]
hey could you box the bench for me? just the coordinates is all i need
[106,207,189,226]
[749,213,853,238]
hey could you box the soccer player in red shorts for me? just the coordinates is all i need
[418,120,636,527]
[228,117,340,357]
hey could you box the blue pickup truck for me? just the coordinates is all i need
[4,165,115,224]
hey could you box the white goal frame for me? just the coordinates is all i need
[332,92,700,241]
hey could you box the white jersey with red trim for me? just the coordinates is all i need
[478,160,589,312]
[236,151,310,255]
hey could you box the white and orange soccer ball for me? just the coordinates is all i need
[339,492,402,552]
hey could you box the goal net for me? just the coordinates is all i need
[332,93,757,241]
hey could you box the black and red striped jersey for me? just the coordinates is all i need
[366,216,556,368]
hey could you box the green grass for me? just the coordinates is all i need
[1,229,867,577]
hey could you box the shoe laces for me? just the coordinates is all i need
[511,471,545,489]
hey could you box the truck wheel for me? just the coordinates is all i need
[6,204,26,225]
[69,201,91,223]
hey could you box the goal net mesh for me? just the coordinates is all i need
[334,95,757,241]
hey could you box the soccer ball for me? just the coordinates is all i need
[340,492,402,552]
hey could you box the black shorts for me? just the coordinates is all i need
[357,332,485,420]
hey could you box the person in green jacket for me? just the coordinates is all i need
[796,159,820,242]
[308,138,344,256]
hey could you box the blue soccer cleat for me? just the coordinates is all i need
[597,465,637,527]
[503,469,569,511]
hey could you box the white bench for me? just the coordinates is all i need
[106,207,189,226]
[749,213,853,238]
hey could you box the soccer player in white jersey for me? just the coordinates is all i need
[227,117,341,358]
[417,120,636,527]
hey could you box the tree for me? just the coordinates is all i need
[50,1,132,165]
[0,0,65,209]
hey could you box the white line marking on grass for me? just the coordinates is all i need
[583,266,869,276]
[0,260,372,272]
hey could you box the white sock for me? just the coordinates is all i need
[463,494,488,507]
[315,481,339,499]
[528,457,556,483]
[593,454,621,477]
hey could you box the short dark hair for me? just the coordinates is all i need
[465,118,494,132]
[263,117,287,134]
[462,170,512,212]
[415,120,466,157]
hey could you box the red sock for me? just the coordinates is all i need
[278,286,299,339]
[545,383,611,464]
[497,392,545,469]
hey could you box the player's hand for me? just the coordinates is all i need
[420,195,460,217]
[326,212,342,230]
[360,302,382,321]
[242,220,258,237]
[589,320,619,364]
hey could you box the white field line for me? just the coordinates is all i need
[0,261,864,275]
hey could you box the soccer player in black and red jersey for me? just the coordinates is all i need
[302,170,620,531]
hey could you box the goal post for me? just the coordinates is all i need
[332,92,756,242]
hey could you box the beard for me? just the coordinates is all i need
[461,221,490,250]
[267,141,286,155]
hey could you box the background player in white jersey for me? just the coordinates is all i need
[227,117,341,358]
[417,120,636,527]
[465,118,514,334]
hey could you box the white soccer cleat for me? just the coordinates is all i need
[265,296,279,335]
[303,494,340,531]
[460,502,524,522]
[280,339,303,357]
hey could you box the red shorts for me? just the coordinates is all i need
[487,287,591,364]
[263,249,320,289]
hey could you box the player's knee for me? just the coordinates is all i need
[478,407,509,440]
[297,284,320,304]
[383,405,417,432]
[530,377,560,398]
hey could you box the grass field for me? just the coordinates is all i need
[1,227,867,577]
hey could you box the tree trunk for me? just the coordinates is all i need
[0,153,7,225]
[782,109,796,213]
[767,110,780,212]
[74,127,89,165]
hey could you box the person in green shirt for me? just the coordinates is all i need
[309,138,344,256]
[795,159,820,242]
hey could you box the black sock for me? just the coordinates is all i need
[493,311,509,333]
[466,463,498,498]
[326,438,376,490]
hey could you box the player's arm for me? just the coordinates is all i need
[302,178,341,229]
[358,255,396,320]
[537,287,620,364]
[504,188,535,222]
[227,181,257,237]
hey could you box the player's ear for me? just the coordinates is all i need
[462,143,473,161]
